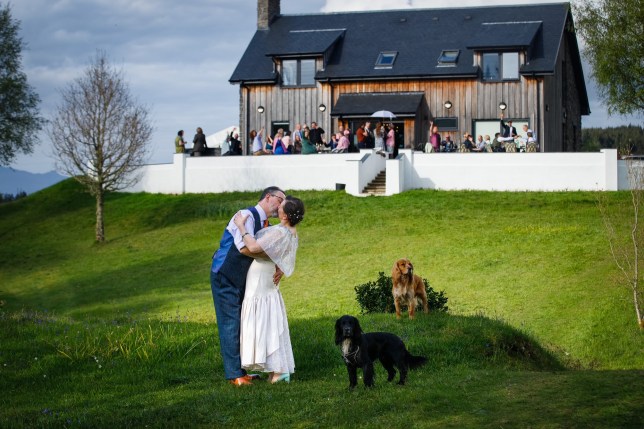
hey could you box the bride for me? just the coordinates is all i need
[233,195,305,384]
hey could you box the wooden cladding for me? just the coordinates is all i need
[242,77,542,149]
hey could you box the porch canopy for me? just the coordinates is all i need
[331,92,425,119]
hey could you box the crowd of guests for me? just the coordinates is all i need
[250,121,401,156]
[426,115,538,153]
[175,127,243,156]
[176,114,537,156]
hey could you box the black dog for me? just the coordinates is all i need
[334,315,427,388]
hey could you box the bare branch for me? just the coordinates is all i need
[48,51,153,241]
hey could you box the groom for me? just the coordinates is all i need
[210,186,286,386]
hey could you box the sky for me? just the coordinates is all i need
[9,0,642,173]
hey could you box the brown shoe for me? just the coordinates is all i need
[229,376,253,386]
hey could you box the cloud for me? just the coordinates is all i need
[9,0,641,173]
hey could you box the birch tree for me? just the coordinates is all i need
[597,146,644,329]
[49,51,152,242]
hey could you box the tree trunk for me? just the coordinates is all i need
[635,287,643,329]
[95,189,105,242]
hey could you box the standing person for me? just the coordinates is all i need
[175,130,186,153]
[251,128,270,155]
[270,129,284,154]
[309,122,325,149]
[300,127,317,154]
[385,123,396,157]
[374,122,385,153]
[364,121,374,149]
[500,113,517,139]
[429,121,441,153]
[356,123,367,149]
[233,196,305,384]
[192,127,208,156]
[210,187,287,386]
[228,127,242,155]
[292,124,303,154]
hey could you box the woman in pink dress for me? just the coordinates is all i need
[385,124,395,154]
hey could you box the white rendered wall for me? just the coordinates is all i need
[408,149,618,192]
[123,149,623,194]
[125,152,364,194]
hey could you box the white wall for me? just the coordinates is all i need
[123,149,625,195]
[407,149,618,192]
[125,152,364,194]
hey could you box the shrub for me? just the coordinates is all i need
[354,271,448,314]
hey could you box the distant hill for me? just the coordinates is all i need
[0,167,66,195]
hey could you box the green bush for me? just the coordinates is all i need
[354,271,448,314]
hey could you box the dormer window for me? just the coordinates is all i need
[482,52,520,81]
[438,50,459,66]
[282,59,316,87]
[375,51,397,69]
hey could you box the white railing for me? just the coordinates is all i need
[123,149,624,195]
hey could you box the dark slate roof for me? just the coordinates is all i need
[265,29,345,57]
[467,22,542,50]
[230,3,574,83]
[332,92,425,118]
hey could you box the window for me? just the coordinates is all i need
[375,51,397,69]
[271,122,291,138]
[434,117,458,131]
[281,59,316,87]
[438,50,459,66]
[502,52,519,80]
[482,52,519,81]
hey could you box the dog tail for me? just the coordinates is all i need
[406,351,427,370]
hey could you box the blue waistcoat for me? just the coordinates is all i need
[211,206,263,288]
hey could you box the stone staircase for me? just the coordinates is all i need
[362,170,386,196]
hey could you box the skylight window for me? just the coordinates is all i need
[375,51,397,69]
[438,50,459,66]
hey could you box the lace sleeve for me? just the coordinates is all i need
[256,225,299,276]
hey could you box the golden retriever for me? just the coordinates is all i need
[391,258,429,319]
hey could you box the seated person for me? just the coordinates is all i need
[527,131,536,144]
[462,133,475,151]
[441,136,456,152]
[483,135,492,151]
[474,135,486,152]
[332,131,350,153]
[491,132,503,152]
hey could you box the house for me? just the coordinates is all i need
[230,0,589,153]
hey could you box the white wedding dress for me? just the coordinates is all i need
[240,225,298,374]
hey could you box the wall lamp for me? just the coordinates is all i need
[499,102,507,111]
[257,105,265,113]
[318,103,327,112]
[444,100,453,109]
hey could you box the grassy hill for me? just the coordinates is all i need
[0,180,642,427]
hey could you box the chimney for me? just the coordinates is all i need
[258,0,280,30]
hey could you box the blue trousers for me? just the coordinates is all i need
[211,270,246,380]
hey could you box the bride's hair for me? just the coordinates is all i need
[284,196,305,226]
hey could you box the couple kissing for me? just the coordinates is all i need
[210,186,305,386]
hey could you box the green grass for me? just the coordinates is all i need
[0,180,642,427]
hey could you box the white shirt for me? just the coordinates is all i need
[226,204,268,251]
